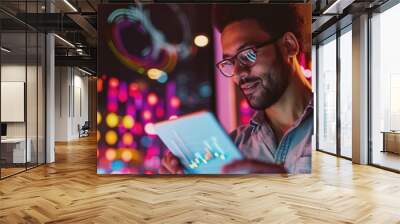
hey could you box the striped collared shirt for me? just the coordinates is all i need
[229,98,313,173]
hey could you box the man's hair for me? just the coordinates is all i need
[213,4,309,57]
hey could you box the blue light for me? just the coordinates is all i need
[111,160,125,171]
[140,136,153,147]
[157,73,168,83]
[199,83,212,98]
[97,168,106,174]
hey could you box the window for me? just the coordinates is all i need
[339,28,352,158]
[371,2,400,171]
[317,36,337,154]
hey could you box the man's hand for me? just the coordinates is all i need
[159,150,184,174]
[222,159,287,174]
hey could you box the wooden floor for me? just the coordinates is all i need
[1,136,400,224]
[372,151,400,171]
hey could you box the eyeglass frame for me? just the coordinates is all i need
[215,35,283,77]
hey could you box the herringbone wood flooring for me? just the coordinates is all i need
[1,136,400,224]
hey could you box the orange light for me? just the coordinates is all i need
[121,150,133,162]
[97,112,102,125]
[170,97,181,108]
[147,68,163,80]
[97,130,100,142]
[130,149,141,163]
[122,133,134,145]
[105,149,116,161]
[105,130,118,145]
[122,115,135,129]
[147,93,158,106]
[97,79,103,92]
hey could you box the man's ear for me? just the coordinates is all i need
[280,32,299,57]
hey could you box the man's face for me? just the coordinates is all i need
[221,19,291,110]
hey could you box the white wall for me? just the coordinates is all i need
[1,65,40,138]
[1,63,46,163]
[54,67,89,141]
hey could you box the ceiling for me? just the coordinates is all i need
[0,0,392,72]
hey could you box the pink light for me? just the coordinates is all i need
[143,110,152,121]
[107,103,118,112]
[147,93,158,106]
[147,147,159,156]
[156,106,164,118]
[129,83,138,91]
[133,123,143,135]
[170,96,181,108]
[108,88,118,97]
[126,104,135,115]
[118,83,128,103]
[109,77,119,88]
[118,91,128,103]
[240,99,249,110]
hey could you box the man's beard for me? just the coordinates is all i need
[240,45,290,111]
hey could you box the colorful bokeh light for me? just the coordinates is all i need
[106,113,119,128]
[122,132,134,145]
[194,34,209,47]
[147,93,158,106]
[170,96,181,108]
[105,130,118,145]
[106,148,117,161]
[122,115,135,129]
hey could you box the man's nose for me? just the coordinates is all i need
[232,62,250,85]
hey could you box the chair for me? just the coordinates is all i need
[78,121,90,138]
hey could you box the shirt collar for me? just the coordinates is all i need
[249,96,314,128]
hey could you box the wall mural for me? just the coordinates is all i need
[98,3,312,175]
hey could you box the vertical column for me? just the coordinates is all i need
[46,1,55,163]
[311,45,317,150]
[352,14,369,164]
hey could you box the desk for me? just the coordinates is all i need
[381,131,400,154]
[1,138,31,163]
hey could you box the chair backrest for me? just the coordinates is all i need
[82,121,90,129]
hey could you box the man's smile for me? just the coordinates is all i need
[241,79,260,95]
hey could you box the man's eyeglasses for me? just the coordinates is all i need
[216,36,282,77]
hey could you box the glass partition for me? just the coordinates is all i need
[1,28,28,178]
[0,0,46,179]
[370,3,400,171]
[317,35,337,154]
[339,27,352,158]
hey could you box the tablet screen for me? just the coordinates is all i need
[154,111,243,174]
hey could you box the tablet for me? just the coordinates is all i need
[154,111,243,174]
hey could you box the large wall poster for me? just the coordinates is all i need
[97,3,312,175]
